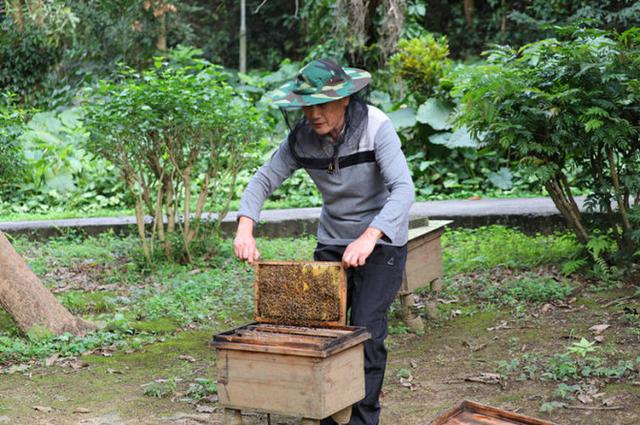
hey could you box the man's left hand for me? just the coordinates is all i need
[342,227,383,268]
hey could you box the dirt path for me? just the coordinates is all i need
[1,290,638,425]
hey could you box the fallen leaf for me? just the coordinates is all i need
[399,375,414,390]
[590,324,610,335]
[409,359,418,369]
[450,309,462,318]
[468,195,481,200]
[195,405,216,413]
[69,360,90,370]
[33,406,53,413]
[465,372,503,385]
[541,303,553,313]
[45,354,59,367]
[577,394,592,404]
[73,407,91,414]
[487,321,510,331]
[178,355,196,363]
[594,335,605,343]
[106,368,123,374]
[0,416,10,423]
[4,364,29,374]
[602,397,617,406]
[437,298,459,305]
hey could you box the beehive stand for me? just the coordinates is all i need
[212,261,370,425]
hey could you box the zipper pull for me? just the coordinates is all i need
[327,160,334,174]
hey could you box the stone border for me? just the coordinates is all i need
[0,197,595,240]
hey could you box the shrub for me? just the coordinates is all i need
[85,59,268,263]
[0,94,27,186]
[389,34,451,99]
[454,28,640,261]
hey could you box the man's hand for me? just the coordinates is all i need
[342,227,383,268]
[234,216,260,264]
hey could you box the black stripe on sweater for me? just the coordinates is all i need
[295,150,376,170]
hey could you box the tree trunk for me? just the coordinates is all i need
[0,232,96,336]
[463,0,475,27]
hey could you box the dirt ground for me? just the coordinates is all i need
[1,286,638,425]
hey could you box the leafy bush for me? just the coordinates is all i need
[0,94,27,185]
[389,34,451,98]
[0,107,129,215]
[454,28,640,261]
[85,59,268,263]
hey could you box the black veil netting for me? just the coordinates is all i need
[280,94,369,171]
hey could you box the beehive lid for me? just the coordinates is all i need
[254,261,347,327]
[429,400,556,425]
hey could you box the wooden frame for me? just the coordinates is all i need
[212,323,369,358]
[429,400,557,425]
[254,261,347,327]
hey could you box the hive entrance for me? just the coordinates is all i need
[254,261,347,327]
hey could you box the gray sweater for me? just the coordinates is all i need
[238,105,415,246]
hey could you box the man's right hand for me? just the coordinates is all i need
[234,216,260,264]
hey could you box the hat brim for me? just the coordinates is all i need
[265,67,371,109]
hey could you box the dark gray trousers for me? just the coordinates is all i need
[315,243,407,425]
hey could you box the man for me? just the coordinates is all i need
[234,58,414,425]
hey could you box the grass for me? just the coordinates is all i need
[0,226,604,367]
[0,231,317,363]
[441,226,581,275]
[1,225,638,424]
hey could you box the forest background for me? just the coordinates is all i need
[1,1,639,264]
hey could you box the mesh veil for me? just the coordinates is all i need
[282,97,369,172]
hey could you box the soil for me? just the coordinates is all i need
[1,287,638,425]
[256,263,344,325]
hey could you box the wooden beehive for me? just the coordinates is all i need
[429,400,557,425]
[213,323,369,419]
[213,261,369,422]
[254,261,347,327]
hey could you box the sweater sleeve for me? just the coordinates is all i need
[368,120,415,244]
[237,138,300,223]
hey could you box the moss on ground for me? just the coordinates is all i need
[0,329,218,424]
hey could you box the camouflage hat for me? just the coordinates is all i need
[266,58,371,108]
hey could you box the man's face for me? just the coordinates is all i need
[302,97,350,137]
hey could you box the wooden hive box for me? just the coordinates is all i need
[401,221,451,294]
[429,400,557,425]
[212,261,370,422]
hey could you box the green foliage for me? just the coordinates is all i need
[453,28,640,260]
[497,339,640,413]
[0,94,27,185]
[396,368,412,379]
[0,1,75,105]
[142,378,177,398]
[85,59,268,262]
[567,337,597,358]
[389,34,451,98]
[186,378,218,400]
[480,275,575,306]
[442,226,580,275]
[420,0,640,60]
[0,107,129,215]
